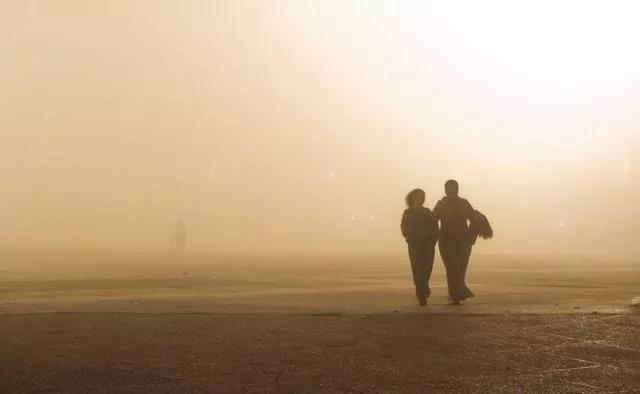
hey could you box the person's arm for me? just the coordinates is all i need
[401,210,409,241]
[433,201,443,230]
[425,212,439,238]
[464,200,475,221]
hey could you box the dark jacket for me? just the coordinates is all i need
[469,211,493,245]
[401,207,438,245]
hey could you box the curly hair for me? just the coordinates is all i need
[405,189,426,208]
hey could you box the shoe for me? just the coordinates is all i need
[415,289,427,306]
[451,300,461,306]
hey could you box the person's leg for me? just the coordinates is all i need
[408,244,427,304]
[461,243,472,280]
[424,243,436,298]
[439,241,461,303]
[409,244,425,304]
[459,242,474,299]
[415,246,429,303]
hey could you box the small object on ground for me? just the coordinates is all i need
[631,297,640,307]
[182,270,189,276]
[573,306,581,310]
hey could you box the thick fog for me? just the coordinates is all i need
[2,1,639,256]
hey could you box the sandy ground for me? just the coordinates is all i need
[0,252,638,392]
[0,252,637,314]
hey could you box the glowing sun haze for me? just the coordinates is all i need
[2,0,639,256]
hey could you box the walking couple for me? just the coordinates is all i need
[401,180,492,306]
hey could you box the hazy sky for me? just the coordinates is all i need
[2,1,639,255]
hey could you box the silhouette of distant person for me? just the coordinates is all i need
[173,219,187,252]
[401,189,438,306]
[433,180,475,305]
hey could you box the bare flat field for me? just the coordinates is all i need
[0,252,637,314]
[0,252,638,393]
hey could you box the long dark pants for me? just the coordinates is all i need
[408,242,436,299]
[438,239,473,302]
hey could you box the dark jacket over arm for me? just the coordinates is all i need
[469,211,493,245]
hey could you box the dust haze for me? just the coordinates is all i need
[2,0,640,257]
[3,4,640,392]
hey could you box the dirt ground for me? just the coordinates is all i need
[0,252,637,314]
[1,313,639,393]
[0,252,638,393]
